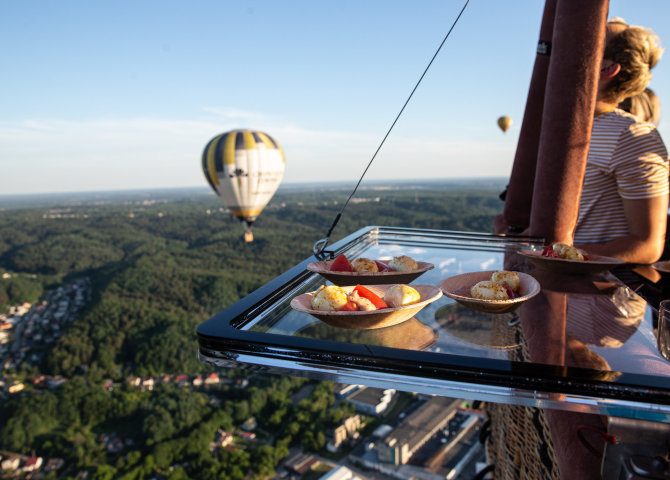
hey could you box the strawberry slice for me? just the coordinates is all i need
[330,254,353,272]
[374,260,391,272]
[353,285,388,309]
[541,245,561,258]
[501,284,516,300]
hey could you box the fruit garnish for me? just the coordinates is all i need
[374,260,391,272]
[330,254,353,272]
[541,245,561,258]
[501,284,516,300]
[353,284,388,309]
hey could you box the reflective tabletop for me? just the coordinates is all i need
[197,227,670,422]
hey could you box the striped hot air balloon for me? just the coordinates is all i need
[202,129,285,242]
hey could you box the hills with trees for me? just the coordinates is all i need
[0,180,504,478]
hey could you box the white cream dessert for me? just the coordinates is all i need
[383,284,421,307]
[470,280,509,300]
[388,255,418,272]
[351,258,379,273]
[490,271,520,293]
[311,285,349,311]
[551,243,585,261]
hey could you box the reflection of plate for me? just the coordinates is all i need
[652,260,670,274]
[438,271,540,314]
[434,304,521,350]
[518,249,625,275]
[306,260,434,286]
[290,284,442,329]
[298,317,438,350]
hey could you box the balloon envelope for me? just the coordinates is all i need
[497,116,512,133]
[202,129,285,226]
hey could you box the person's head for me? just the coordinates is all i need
[619,87,662,125]
[600,18,664,104]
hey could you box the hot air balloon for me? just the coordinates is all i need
[202,129,285,242]
[497,116,512,133]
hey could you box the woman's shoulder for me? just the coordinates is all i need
[596,108,637,125]
[595,108,660,137]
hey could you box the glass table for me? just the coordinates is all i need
[197,226,670,423]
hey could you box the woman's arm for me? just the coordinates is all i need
[576,195,668,263]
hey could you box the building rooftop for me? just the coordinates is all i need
[347,387,392,406]
[386,396,460,449]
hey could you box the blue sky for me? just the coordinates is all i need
[1,1,669,195]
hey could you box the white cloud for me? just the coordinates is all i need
[479,258,497,270]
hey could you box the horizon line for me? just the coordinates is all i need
[0,177,509,199]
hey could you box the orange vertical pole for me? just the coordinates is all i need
[528,0,609,242]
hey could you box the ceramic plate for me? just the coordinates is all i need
[517,249,625,275]
[306,260,434,286]
[290,284,442,330]
[438,271,540,314]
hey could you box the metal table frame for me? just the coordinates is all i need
[197,226,670,422]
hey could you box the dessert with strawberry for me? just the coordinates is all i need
[541,243,588,261]
[329,254,419,273]
[310,284,420,312]
[471,271,521,300]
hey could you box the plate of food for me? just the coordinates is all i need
[517,243,625,275]
[438,270,540,314]
[290,283,442,329]
[306,254,434,286]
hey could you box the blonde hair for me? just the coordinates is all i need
[619,87,662,126]
[602,19,664,103]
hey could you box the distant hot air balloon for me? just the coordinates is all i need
[202,129,285,242]
[497,116,512,133]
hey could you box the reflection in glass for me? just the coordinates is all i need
[658,300,670,362]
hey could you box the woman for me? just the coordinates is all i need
[574,19,668,264]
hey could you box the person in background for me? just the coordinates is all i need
[573,18,668,264]
[619,87,661,126]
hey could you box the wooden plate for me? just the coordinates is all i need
[518,249,625,275]
[290,284,442,330]
[438,271,540,314]
[306,260,434,286]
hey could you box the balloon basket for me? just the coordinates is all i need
[244,231,254,243]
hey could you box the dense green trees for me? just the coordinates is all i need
[0,273,46,309]
[0,183,504,478]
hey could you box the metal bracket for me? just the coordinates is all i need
[312,237,335,260]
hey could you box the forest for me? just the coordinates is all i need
[0,181,504,479]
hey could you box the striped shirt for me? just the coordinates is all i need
[575,108,669,244]
[567,287,646,347]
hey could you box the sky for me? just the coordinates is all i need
[1,1,669,195]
